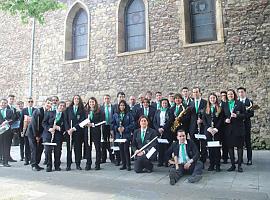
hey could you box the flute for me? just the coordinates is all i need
[131,136,158,159]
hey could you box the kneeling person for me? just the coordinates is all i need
[132,116,158,173]
[166,129,203,185]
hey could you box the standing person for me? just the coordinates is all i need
[182,87,193,107]
[28,98,52,171]
[132,116,158,173]
[64,95,86,171]
[0,98,14,167]
[100,94,115,163]
[129,96,137,114]
[84,97,104,170]
[51,96,59,111]
[20,97,36,165]
[168,92,175,107]
[136,98,156,129]
[237,87,254,165]
[7,94,18,162]
[43,101,65,172]
[153,98,174,167]
[223,89,246,172]
[220,91,229,164]
[145,91,155,107]
[151,92,162,111]
[112,100,135,171]
[112,92,127,113]
[16,101,25,161]
[133,93,144,115]
[189,87,207,166]
[202,93,223,172]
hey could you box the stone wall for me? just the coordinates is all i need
[0,0,269,148]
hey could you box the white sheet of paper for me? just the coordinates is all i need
[95,121,106,127]
[207,141,222,147]
[114,139,127,143]
[195,134,207,140]
[42,142,57,146]
[79,118,90,128]
[146,147,156,159]
[157,138,169,144]
[111,146,120,151]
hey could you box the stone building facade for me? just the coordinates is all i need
[0,0,269,148]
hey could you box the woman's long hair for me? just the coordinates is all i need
[117,100,129,114]
[70,95,84,111]
[205,93,221,115]
[85,97,100,114]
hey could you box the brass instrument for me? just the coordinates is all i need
[246,101,260,111]
[171,105,190,133]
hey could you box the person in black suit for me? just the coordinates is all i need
[166,129,203,185]
[84,97,104,171]
[28,98,52,171]
[7,94,19,162]
[16,101,25,161]
[202,93,223,172]
[182,87,193,107]
[100,94,115,163]
[170,93,191,139]
[42,101,65,172]
[135,98,155,129]
[189,87,207,165]
[223,89,246,172]
[168,92,175,107]
[64,95,86,171]
[112,91,127,113]
[112,100,135,171]
[237,87,254,165]
[219,90,229,164]
[20,97,36,165]
[132,116,158,173]
[133,93,144,116]
[0,98,14,167]
[151,91,162,111]
[153,98,174,167]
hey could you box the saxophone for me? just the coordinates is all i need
[171,105,189,133]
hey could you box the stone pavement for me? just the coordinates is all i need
[0,146,269,200]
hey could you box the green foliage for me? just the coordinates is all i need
[0,0,65,24]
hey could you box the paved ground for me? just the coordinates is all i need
[0,146,269,200]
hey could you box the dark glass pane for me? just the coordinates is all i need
[72,9,88,59]
[190,0,217,43]
[125,0,146,52]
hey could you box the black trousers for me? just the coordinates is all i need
[45,142,62,169]
[207,133,221,167]
[28,137,44,167]
[119,141,130,167]
[191,134,207,163]
[24,136,31,162]
[7,130,15,158]
[245,126,252,161]
[101,125,113,162]
[157,143,169,165]
[66,132,83,167]
[134,155,153,173]
[85,135,101,167]
[0,130,11,164]
[228,147,243,166]
[169,161,203,183]
[19,133,25,160]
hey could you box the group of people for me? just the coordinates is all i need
[0,86,255,185]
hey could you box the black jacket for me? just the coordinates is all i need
[189,99,207,135]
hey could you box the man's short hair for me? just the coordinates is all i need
[117,92,125,97]
[182,87,189,90]
[177,129,186,135]
[8,94,15,98]
[237,87,246,92]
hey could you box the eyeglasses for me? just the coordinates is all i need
[28,101,33,103]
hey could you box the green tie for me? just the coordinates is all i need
[56,112,61,123]
[105,105,109,124]
[195,100,199,114]
[175,105,179,116]
[144,108,148,116]
[1,109,6,119]
[181,144,187,163]
[73,106,78,115]
[141,130,145,143]
[28,107,32,117]
[89,111,94,121]
[157,102,161,110]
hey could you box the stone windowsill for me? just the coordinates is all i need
[183,40,224,48]
[117,49,150,57]
[63,57,90,64]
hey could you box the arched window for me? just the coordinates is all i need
[190,0,217,43]
[72,9,88,59]
[125,0,146,52]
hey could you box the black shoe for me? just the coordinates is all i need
[36,165,44,170]
[164,163,169,167]
[145,169,152,173]
[247,160,252,165]
[20,158,24,161]
[32,166,40,171]
[208,166,215,171]
[46,167,52,172]
[157,163,163,167]
[85,165,91,171]
[115,162,120,166]
[127,166,131,171]
[227,165,236,172]
[238,166,243,173]
[76,165,82,170]
[120,166,126,170]
[95,165,101,170]
[169,173,176,185]
[222,159,228,164]
[43,161,47,165]
[9,158,17,162]
[66,166,71,171]
[216,166,221,172]
[55,167,61,171]
[188,175,202,183]
[3,163,11,167]
[24,161,30,165]
[100,160,106,164]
